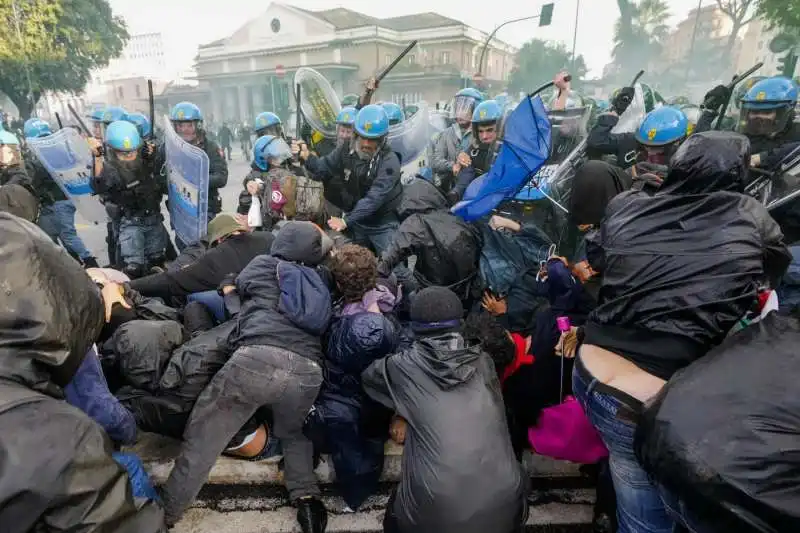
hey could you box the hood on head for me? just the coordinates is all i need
[271,221,325,265]
[0,214,104,392]
[660,131,750,195]
[397,178,449,220]
[0,184,38,222]
[411,333,480,389]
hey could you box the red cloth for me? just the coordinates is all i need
[501,333,535,385]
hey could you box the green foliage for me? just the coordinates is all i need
[758,0,800,33]
[611,0,670,82]
[507,39,588,94]
[0,0,128,118]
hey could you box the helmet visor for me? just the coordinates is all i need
[452,95,477,122]
[740,106,792,137]
[266,137,292,165]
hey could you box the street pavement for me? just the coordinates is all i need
[75,146,252,265]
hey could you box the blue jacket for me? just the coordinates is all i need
[307,311,399,509]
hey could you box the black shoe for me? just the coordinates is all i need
[296,496,327,533]
[82,256,99,269]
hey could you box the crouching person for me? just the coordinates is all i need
[0,212,165,531]
[362,287,527,533]
[160,221,332,533]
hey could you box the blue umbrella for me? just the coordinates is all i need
[451,95,551,222]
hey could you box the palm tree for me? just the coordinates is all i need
[612,0,671,82]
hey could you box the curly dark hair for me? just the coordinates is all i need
[464,311,515,377]
[330,244,378,303]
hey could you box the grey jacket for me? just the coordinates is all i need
[430,124,471,189]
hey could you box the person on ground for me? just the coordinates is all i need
[572,131,791,533]
[363,286,527,533]
[159,221,332,533]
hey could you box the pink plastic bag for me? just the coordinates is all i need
[528,396,608,464]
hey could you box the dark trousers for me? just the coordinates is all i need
[161,345,323,525]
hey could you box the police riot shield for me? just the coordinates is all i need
[294,67,341,139]
[388,101,431,183]
[163,115,210,245]
[26,128,107,225]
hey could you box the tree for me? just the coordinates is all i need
[714,0,757,69]
[612,0,671,83]
[0,0,128,119]
[758,0,800,33]
[507,39,588,95]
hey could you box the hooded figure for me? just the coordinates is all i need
[585,131,792,381]
[0,213,165,532]
[160,221,332,533]
[379,178,481,298]
[568,160,631,227]
[363,287,526,533]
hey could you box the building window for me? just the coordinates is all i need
[385,54,392,66]
[135,84,141,98]
[440,51,451,65]
[118,86,124,99]
[758,40,763,50]
[407,54,416,65]
[333,48,341,63]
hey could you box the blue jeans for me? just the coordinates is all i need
[778,245,800,312]
[119,213,168,270]
[187,291,226,322]
[38,200,92,259]
[572,358,674,533]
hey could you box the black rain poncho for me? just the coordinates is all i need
[362,333,526,533]
[0,213,165,532]
[636,313,800,533]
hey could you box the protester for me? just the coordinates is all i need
[160,221,332,533]
[573,131,791,533]
[305,244,400,511]
[0,212,165,532]
[363,286,527,533]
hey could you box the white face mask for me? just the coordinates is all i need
[0,145,19,166]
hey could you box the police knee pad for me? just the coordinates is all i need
[123,263,144,279]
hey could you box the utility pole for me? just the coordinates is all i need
[571,0,581,71]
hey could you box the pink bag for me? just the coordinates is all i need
[528,395,608,464]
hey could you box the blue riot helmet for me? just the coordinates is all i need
[341,93,360,107]
[124,112,152,138]
[635,106,690,165]
[0,129,21,167]
[88,107,106,138]
[170,101,203,143]
[739,76,799,137]
[353,104,389,159]
[471,100,502,148]
[254,111,283,138]
[23,118,52,139]
[381,102,404,126]
[453,87,485,126]
[102,106,127,124]
[253,134,292,172]
[335,106,357,146]
[105,120,143,153]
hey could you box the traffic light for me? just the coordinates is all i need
[539,3,554,26]
[779,51,798,78]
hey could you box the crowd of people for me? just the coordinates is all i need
[1,69,799,533]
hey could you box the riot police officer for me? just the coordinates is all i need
[334,106,356,148]
[448,99,503,202]
[381,102,404,126]
[431,88,484,191]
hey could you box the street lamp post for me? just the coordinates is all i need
[478,15,540,82]
[571,0,581,70]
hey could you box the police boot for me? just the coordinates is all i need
[123,263,145,280]
[147,256,167,275]
[82,256,99,269]
[295,496,327,533]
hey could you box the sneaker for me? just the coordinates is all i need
[295,496,327,533]
[249,433,283,463]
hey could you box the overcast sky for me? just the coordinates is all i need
[108,0,706,78]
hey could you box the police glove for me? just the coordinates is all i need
[611,87,635,115]
[702,85,731,112]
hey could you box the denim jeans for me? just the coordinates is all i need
[186,291,226,323]
[161,345,323,525]
[37,200,92,259]
[119,214,168,270]
[572,358,674,533]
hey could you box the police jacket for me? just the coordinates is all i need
[305,143,402,226]
[586,113,639,169]
[25,157,67,205]
[91,158,163,217]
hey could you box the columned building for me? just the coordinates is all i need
[194,2,516,124]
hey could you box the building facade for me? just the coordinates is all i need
[736,18,784,77]
[193,2,516,125]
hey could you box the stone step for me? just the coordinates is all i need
[130,433,586,486]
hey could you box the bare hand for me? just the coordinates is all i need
[554,71,571,91]
[101,282,131,322]
[234,213,250,230]
[389,415,407,445]
[327,217,347,232]
[457,152,471,167]
[489,215,520,232]
[750,154,761,168]
[246,180,260,195]
[299,142,310,160]
[366,76,379,92]
[452,162,461,176]
[555,326,579,358]
[221,285,236,295]
[482,291,508,316]
[87,137,103,156]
